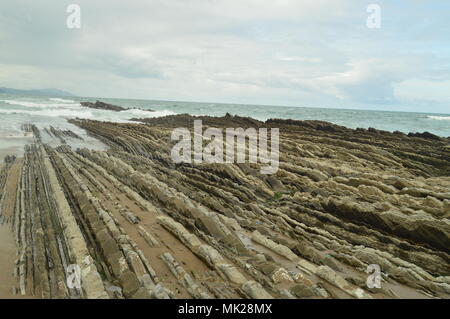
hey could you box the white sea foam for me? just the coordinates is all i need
[49,98,75,103]
[427,115,450,121]
[0,105,175,122]
[87,109,176,123]
[1,99,80,108]
[1,99,48,108]
[0,108,94,118]
[121,108,176,118]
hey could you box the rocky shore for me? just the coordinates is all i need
[0,113,449,299]
[80,101,127,111]
[81,100,154,112]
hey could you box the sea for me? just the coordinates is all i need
[1,94,449,159]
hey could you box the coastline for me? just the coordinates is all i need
[0,113,449,299]
[2,94,450,138]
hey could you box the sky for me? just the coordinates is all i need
[0,0,449,113]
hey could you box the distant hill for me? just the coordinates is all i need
[0,87,74,97]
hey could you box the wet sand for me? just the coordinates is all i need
[0,223,16,298]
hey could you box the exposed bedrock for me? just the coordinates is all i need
[1,116,449,299]
[80,101,127,112]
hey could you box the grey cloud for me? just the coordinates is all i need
[0,0,449,111]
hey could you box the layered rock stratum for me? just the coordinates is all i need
[80,101,127,112]
[0,113,449,299]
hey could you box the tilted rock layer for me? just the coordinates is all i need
[0,114,449,299]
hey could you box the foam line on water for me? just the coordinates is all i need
[427,115,450,121]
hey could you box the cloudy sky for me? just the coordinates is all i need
[0,0,449,112]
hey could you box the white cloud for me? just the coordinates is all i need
[0,0,449,112]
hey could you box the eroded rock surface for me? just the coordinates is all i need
[0,114,449,299]
[80,101,127,112]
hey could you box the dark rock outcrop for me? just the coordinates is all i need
[80,100,127,112]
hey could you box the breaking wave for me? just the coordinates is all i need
[49,98,75,103]
[0,106,176,123]
[0,108,94,118]
[1,99,80,108]
[120,108,175,118]
[427,115,450,121]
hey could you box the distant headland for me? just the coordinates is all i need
[0,87,74,97]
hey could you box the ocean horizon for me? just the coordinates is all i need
[1,93,449,140]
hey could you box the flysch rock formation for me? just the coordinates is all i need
[0,113,449,299]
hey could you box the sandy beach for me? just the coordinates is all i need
[0,158,28,298]
[0,111,449,299]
